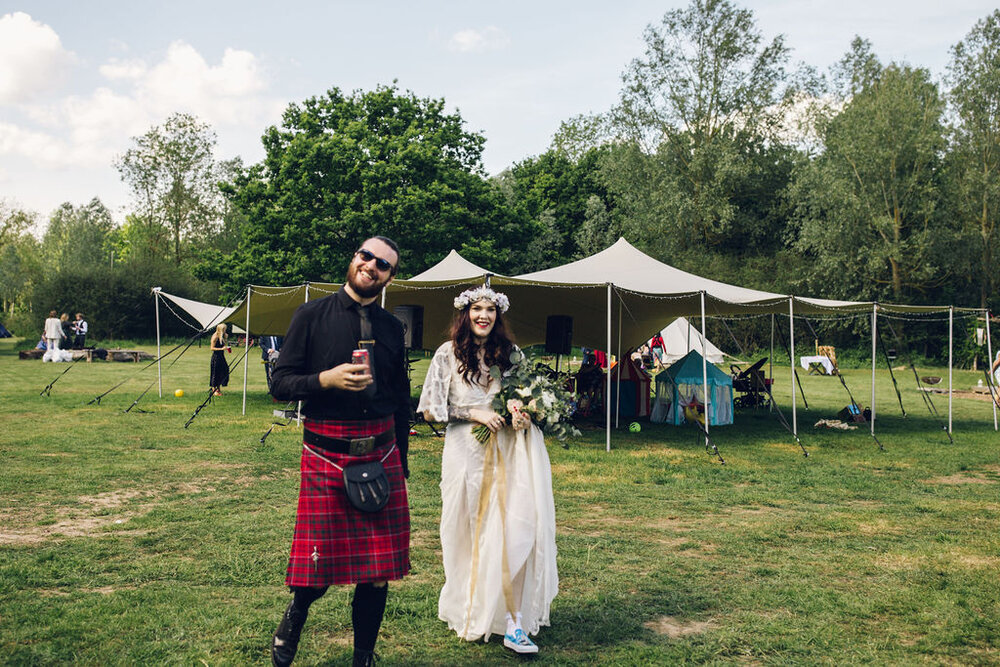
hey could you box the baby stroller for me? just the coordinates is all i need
[731,357,771,408]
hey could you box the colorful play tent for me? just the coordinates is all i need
[610,354,651,419]
[651,350,733,426]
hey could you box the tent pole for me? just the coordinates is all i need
[700,291,709,442]
[242,286,251,416]
[948,306,954,435]
[606,283,612,453]
[789,297,797,436]
[769,314,774,402]
[154,288,162,398]
[871,304,877,438]
[987,309,997,430]
[612,296,622,428]
[615,297,622,429]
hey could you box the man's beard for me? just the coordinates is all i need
[347,263,389,298]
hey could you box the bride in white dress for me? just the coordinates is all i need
[418,286,558,654]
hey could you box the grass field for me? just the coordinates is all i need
[1,344,999,665]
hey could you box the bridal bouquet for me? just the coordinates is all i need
[474,350,581,447]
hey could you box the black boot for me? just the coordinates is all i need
[352,649,378,666]
[271,600,308,667]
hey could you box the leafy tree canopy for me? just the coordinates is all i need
[115,113,225,266]
[498,147,616,266]
[945,9,1000,308]
[202,84,509,293]
[789,50,951,303]
[42,198,114,270]
[603,0,794,254]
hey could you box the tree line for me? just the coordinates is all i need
[1,1,997,360]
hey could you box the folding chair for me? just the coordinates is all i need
[817,345,839,375]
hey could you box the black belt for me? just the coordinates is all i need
[303,427,394,455]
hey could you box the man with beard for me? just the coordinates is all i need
[269,236,411,667]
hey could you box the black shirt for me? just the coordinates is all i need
[271,287,410,474]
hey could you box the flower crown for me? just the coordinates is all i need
[453,285,510,313]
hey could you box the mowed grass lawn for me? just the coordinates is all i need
[1,344,999,665]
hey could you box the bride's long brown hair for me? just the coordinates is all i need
[450,302,515,386]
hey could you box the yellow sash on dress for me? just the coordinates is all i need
[462,430,516,638]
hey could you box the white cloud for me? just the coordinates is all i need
[117,41,275,127]
[0,39,284,173]
[0,121,71,166]
[99,59,148,81]
[448,26,510,53]
[0,12,75,103]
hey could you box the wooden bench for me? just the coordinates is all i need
[109,349,147,363]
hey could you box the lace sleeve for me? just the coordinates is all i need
[417,343,453,423]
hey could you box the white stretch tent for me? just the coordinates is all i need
[153,240,995,445]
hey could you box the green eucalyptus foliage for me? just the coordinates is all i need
[486,349,581,444]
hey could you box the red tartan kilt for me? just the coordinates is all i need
[285,416,410,587]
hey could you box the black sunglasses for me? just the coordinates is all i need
[355,248,394,273]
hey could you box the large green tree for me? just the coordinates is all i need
[789,44,950,303]
[498,147,616,267]
[946,10,1000,309]
[42,198,114,270]
[0,202,40,315]
[203,85,509,292]
[607,0,792,253]
[115,113,224,266]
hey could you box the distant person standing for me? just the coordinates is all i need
[649,331,665,365]
[72,313,88,349]
[59,313,73,342]
[261,334,283,393]
[209,323,230,396]
[43,311,64,351]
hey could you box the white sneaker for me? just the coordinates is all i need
[503,628,539,654]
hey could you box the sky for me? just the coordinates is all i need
[0,0,996,224]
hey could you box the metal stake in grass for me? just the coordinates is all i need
[835,372,885,452]
[260,401,298,444]
[184,388,217,429]
[40,356,85,396]
[184,339,255,429]
[87,332,203,406]
[876,325,906,417]
[688,416,725,465]
[908,367,953,445]
[124,378,157,413]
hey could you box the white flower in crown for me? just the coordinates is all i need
[453,285,510,313]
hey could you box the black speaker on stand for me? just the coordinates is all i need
[392,305,424,350]
[393,306,440,436]
[545,315,573,372]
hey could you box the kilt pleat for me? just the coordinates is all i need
[285,416,410,587]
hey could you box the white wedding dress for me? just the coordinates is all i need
[418,341,558,642]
